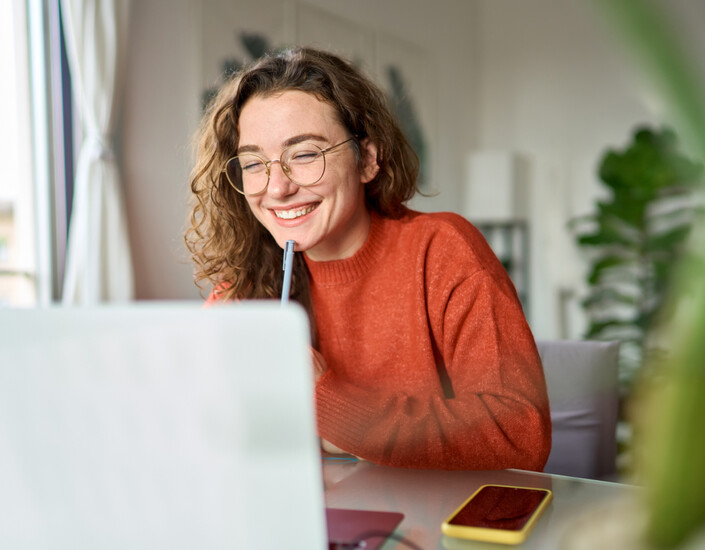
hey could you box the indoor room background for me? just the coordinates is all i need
[120,0,705,344]
[3,0,704,413]
[3,2,705,543]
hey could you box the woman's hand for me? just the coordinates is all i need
[321,439,349,454]
[311,348,328,382]
[311,348,364,460]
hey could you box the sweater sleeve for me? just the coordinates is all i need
[315,221,551,471]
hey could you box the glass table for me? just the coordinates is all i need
[323,459,642,549]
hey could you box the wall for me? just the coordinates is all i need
[475,0,658,339]
[474,0,705,339]
[122,0,203,300]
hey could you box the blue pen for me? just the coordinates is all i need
[281,240,295,306]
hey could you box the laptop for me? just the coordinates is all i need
[0,302,405,549]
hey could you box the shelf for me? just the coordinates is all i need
[474,220,530,315]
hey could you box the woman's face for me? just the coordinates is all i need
[237,90,378,261]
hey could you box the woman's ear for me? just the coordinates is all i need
[359,138,380,184]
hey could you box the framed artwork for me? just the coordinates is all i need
[200,0,288,109]
[376,34,436,190]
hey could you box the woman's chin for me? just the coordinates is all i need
[272,234,310,253]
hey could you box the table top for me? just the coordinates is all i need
[322,459,640,550]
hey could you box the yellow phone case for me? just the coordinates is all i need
[441,484,553,545]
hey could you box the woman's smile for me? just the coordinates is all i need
[271,202,320,221]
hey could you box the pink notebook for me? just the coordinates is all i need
[326,508,405,550]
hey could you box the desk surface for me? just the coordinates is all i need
[323,460,640,550]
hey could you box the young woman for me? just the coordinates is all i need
[186,47,551,470]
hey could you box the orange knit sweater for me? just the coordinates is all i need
[306,210,551,470]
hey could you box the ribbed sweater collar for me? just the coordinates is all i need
[304,211,388,285]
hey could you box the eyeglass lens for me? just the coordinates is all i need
[226,143,326,195]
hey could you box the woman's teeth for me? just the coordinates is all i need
[274,204,317,219]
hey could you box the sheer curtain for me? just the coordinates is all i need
[61,0,133,304]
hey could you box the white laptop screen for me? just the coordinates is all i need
[0,302,327,550]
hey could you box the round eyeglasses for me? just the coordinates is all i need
[223,137,355,196]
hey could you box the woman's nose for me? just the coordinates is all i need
[266,161,298,198]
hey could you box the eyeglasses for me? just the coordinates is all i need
[223,137,355,196]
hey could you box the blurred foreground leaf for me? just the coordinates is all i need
[595,0,705,547]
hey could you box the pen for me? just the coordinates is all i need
[281,240,295,306]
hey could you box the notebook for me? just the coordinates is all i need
[0,302,332,549]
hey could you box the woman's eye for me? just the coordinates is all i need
[290,151,319,163]
[242,160,265,172]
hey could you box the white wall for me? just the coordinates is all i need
[121,0,704,339]
[475,0,660,339]
[473,0,705,339]
[122,0,203,300]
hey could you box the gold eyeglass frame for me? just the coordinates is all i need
[223,137,355,197]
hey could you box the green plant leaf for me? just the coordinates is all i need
[585,318,643,339]
[596,200,646,230]
[646,224,692,252]
[647,205,702,229]
[581,288,639,309]
[577,225,638,247]
[587,255,635,285]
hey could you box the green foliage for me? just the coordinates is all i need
[573,126,703,393]
[594,1,705,546]
[644,282,705,549]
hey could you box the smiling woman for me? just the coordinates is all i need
[185,47,551,470]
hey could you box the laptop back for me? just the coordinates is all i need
[0,302,327,550]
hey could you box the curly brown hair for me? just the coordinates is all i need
[185,47,419,311]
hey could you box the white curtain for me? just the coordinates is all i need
[61,0,134,304]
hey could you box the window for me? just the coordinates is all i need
[1,0,74,307]
[0,1,36,306]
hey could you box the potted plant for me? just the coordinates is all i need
[572,125,703,398]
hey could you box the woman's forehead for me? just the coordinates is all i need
[241,90,337,120]
[238,90,345,146]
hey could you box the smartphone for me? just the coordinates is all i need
[441,484,552,545]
